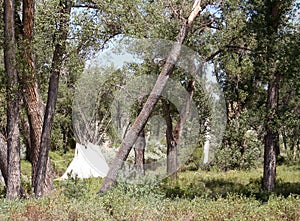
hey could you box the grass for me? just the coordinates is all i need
[0,160,299,220]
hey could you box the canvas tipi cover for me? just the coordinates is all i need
[61,143,109,179]
[0,170,4,183]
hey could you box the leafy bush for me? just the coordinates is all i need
[50,150,73,177]
[181,140,204,171]
[59,174,88,199]
[214,110,263,170]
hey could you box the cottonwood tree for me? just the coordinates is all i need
[9,0,122,197]
[248,0,298,191]
[3,0,78,197]
[3,0,22,198]
[203,0,266,170]
[99,0,205,193]
[261,0,283,191]
[210,0,299,189]
[162,76,196,178]
[16,0,55,193]
[34,0,72,197]
[17,0,72,196]
[190,0,299,188]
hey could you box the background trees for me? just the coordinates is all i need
[0,0,299,199]
[195,0,299,191]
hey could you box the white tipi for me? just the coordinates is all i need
[61,142,109,179]
[0,170,4,183]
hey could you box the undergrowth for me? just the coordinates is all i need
[0,165,299,220]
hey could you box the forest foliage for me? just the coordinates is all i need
[0,0,299,200]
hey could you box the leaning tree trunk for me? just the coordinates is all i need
[4,0,22,199]
[99,0,203,193]
[34,0,71,197]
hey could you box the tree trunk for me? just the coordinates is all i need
[162,99,177,179]
[134,129,146,177]
[173,80,195,144]
[99,0,203,193]
[24,90,44,187]
[18,0,54,189]
[34,0,71,197]
[262,0,282,192]
[281,130,287,151]
[99,31,185,193]
[164,79,195,179]
[19,0,43,187]
[296,140,299,160]
[263,72,280,191]
[4,0,22,198]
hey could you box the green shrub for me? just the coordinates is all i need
[214,111,263,170]
[59,174,88,199]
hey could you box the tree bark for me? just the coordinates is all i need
[98,0,203,193]
[18,0,55,189]
[295,139,299,161]
[262,0,282,192]
[4,0,22,198]
[34,0,71,197]
[163,80,195,179]
[19,0,46,187]
[173,80,195,143]
[162,99,177,179]
[263,72,280,191]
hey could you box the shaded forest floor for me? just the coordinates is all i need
[0,160,299,220]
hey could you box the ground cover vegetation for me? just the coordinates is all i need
[0,164,299,220]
